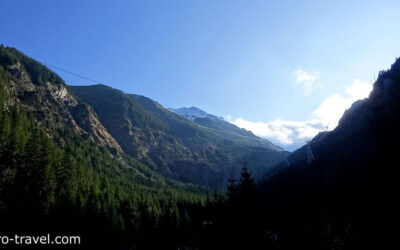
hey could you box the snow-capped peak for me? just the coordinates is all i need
[169,107,223,121]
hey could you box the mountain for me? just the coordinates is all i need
[71,85,289,188]
[257,58,400,249]
[171,106,283,151]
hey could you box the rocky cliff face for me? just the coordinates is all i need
[0,47,122,155]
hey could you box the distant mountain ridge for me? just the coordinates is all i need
[171,106,283,152]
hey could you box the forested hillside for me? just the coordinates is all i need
[0,46,215,248]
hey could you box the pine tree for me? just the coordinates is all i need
[223,165,267,248]
[227,165,256,206]
[227,176,238,202]
[237,166,256,204]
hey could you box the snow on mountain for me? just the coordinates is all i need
[169,106,223,121]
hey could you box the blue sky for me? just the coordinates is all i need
[1,0,400,149]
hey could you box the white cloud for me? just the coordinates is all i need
[228,79,373,146]
[313,79,372,129]
[313,94,351,129]
[294,68,321,94]
[346,79,373,100]
[230,118,324,145]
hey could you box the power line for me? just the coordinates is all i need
[42,63,106,85]
[199,124,272,145]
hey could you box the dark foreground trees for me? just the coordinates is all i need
[197,166,275,249]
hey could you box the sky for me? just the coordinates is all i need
[1,0,400,150]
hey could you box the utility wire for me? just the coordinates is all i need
[194,124,278,149]
[43,63,106,85]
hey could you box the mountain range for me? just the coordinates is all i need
[0,45,288,189]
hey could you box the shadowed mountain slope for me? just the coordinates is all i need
[71,85,289,188]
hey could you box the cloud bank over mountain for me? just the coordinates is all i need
[227,79,373,148]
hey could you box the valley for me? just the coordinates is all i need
[1,44,399,249]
